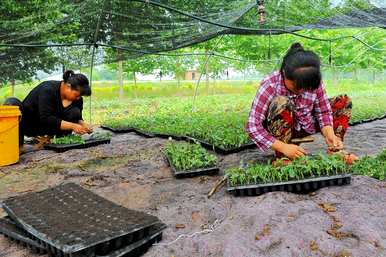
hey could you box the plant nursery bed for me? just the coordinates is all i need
[227,174,352,196]
[0,216,165,257]
[186,137,256,154]
[44,139,111,152]
[100,125,136,133]
[165,155,219,178]
[1,183,163,257]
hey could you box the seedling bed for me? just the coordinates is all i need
[227,174,351,196]
[101,125,135,133]
[186,137,256,154]
[0,217,165,257]
[165,155,219,178]
[44,139,111,152]
[1,183,162,256]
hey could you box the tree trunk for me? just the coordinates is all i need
[118,59,124,98]
[176,59,181,86]
[372,69,376,84]
[133,71,137,86]
[353,69,358,81]
[11,80,15,97]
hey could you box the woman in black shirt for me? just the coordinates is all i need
[4,70,92,145]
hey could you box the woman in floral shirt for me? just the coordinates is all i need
[246,43,352,160]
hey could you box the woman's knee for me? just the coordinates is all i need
[4,97,22,108]
[331,95,352,110]
[267,96,294,120]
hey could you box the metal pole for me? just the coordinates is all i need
[88,0,105,124]
[89,45,96,124]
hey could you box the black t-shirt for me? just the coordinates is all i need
[21,81,83,136]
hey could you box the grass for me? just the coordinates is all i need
[226,153,348,186]
[164,141,217,171]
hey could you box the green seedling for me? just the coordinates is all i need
[51,135,85,145]
[164,141,217,171]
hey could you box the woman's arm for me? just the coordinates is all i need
[246,82,276,151]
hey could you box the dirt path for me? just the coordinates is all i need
[0,119,386,257]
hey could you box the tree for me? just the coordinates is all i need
[0,0,64,92]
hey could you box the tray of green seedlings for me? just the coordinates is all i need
[101,119,136,133]
[186,136,256,154]
[350,149,386,180]
[44,133,111,152]
[226,154,352,196]
[164,141,219,178]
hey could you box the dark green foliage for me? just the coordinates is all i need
[164,142,217,171]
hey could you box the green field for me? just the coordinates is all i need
[1,79,386,149]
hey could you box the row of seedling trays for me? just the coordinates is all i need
[0,183,166,257]
[101,125,255,154]
[162,141,351,196]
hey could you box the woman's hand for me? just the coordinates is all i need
[281,144,307,159]
[272,140,307,160]
[325,134,343,152]
[321,125,344,152]
[72,124,89,135]
[79,120,93,133]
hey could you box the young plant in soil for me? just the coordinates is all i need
[164,142,217,171]
[51,135,85,145]
[226,153,348,186]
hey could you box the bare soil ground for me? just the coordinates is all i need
[0,119,385,257]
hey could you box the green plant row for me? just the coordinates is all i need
[226,154,349,186]
[101,89,386,150]
[51,135,85,145]
[350,149,386,180]
[164,142,217,171]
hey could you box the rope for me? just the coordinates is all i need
[153,219,222,247]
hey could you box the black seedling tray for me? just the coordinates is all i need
[165,155,219,178]
[186,137,256,155]
[0,217,46,254]
[227,174,352,196]
[0,217,166,257]
[1,183,162,256]
[150,132,187,141]
[134,129,156,138]
[101,126,135,133]
[350,113,386,126]
[98,223,166,257]
[44,139,111,152]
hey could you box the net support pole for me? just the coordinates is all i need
[192,35,224,112]
[192,52,212,112]
[89,45,97,124]
[88,0,105,124]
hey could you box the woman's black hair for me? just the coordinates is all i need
[63,70,91,96]
[280,43,321,90]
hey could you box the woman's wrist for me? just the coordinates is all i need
[272,139,286,152]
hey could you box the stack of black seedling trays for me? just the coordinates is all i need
[0,183,166,257]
